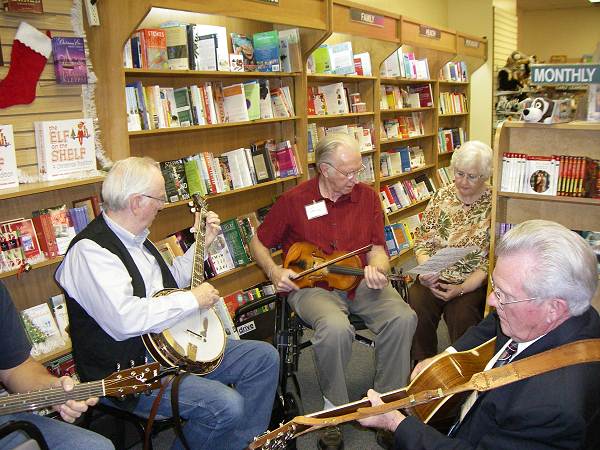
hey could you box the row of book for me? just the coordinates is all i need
[307,82,357,116]
[0,198,100,272]
[124,24,301,73]
[439,61,469,82]
[438,127,467,154]
[438,91,468,115]
[307,122,374,158]
[307,42,372,76]
[437,166,455,186]
[501,153,600,198]
[380,174,437,213]
[381,48,430,80]
[380,145,426,178]
[384,213,423,257]
[380,84,433,110]
[497,223,599,274]
[125,79,294,132]
[222,281,276,325]
[159,140,300,201]
[382,112,426,141]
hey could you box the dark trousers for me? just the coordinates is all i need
[408,281,486,361]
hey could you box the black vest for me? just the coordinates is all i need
[62,215,178,387]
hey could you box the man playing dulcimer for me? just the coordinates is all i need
[250,133,417,450]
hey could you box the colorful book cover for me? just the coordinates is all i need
[253,30,280,72]
[0,124,18,189]
[220,219,252,267]
[230,33,257,71]
[2,218,44,264]
[140,28,168,70]
[34,118,96,181]
[243,80,260,121]
[20,303,65,357]
[162,24,189,70]
[160,159,190,203]
[51,37,87,84]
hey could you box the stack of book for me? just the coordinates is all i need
[381,48,430,80]
[158,140,300,201]
[438,92,468,115]
[307,122,374,157]
[437,127,466,153]
[501,152,599,197]
[380,146,425,177]
[382,113,425,140]
[125,79,294,131]
[124,24,301,73]
[307,42,372,76]
[439,61,469,82]
[380,84,433,110]
[437,166,455,186]
[380,174,437,213]
[384,213,423,256]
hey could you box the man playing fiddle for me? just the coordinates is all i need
[249,133,417,449]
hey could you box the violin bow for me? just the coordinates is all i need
[291,244,373,280]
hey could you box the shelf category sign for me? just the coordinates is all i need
[350,8,384,27]
[530,64,600,85]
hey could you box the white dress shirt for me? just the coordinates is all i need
[55,213,199,341]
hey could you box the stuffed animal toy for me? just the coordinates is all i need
[521,97,553,123]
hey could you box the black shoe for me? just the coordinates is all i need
[376,429,394,450]
[317,426,344,450]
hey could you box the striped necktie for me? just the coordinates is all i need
[493,340,519,367]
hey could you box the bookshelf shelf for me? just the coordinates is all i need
[379,163,436,184]
[0,176,105,201]
[380,77,436,85]
[0,256,65,280]
[438,80,469,86]
[211,250,283,282]
[381,107,435,114]
[128,117,299,137]
[497,192,600,206]
[386,197,430,217]
[438,112,469,117]
[307,73,377,82]
[307,112,375,120]
[380,133,435,145]
[125,69,301,78]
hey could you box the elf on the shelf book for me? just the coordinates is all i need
[34,118,96,181]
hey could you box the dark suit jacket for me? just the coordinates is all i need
[395,308,600,450]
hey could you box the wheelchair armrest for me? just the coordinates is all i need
[234,294,279,323]
[0,420,49,450]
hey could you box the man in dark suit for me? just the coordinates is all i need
[359,219,600,449]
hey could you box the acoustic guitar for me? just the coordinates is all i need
[0,363,161,416]
[142,194,227,375]
[248,339,496,449]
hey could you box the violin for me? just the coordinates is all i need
[283,242,404,291]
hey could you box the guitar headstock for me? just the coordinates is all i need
[247,422,298,450]
[103,362,161,398]
[188,193,207,215]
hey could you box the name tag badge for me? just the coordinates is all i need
[305,200,328,220]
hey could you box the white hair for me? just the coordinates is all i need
[101,157,160,211]
[315,133,360,173]
[450,140,493,180]
[496,219,597,316]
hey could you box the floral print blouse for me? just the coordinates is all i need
[413,183,492,284]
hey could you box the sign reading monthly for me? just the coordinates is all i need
[350,8,384,27]
[530,64,600,84]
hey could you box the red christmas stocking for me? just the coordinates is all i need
[0,22,52,109]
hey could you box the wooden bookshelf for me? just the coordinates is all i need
[489,120,600,312]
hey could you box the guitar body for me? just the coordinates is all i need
[404,338,496,423]
[142,289,227,375]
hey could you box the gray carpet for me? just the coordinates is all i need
[130,322,450,450]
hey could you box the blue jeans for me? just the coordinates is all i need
[129,338,279,450]
[0,412,114,450]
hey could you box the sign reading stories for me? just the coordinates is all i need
[530,64,600,85]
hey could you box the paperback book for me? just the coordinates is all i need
[51,37,87,84]
[20,303,65,357]
[0,124,18,189]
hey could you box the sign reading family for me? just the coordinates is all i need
[530,64,600,85]
[350,8,384,27]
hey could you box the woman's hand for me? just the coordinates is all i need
[418,272,440,289]
[430,282,463,302]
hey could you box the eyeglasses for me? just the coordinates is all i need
[323,162,366,180]
[490,278,539,308]
[454,170,483,183]
[140,193,167,204]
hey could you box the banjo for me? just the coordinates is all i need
[142,194,227,375]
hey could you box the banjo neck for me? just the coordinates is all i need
[190,194,207,289]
